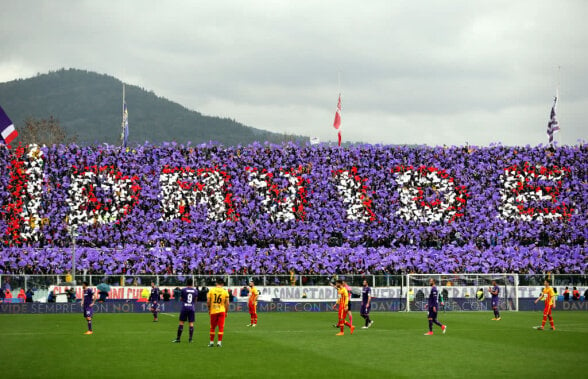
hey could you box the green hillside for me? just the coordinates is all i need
[0,68,308,146]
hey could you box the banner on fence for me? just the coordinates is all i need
[1,299,586,314]
[47,285,585,301]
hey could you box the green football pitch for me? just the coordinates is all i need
[0,311,586,378]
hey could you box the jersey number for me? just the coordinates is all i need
[187,294,192,303]
[213,294,223,304]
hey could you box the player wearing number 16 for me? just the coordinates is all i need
[207,278,230,347]
[171,278,198,343]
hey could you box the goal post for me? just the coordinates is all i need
[406,273,518,312]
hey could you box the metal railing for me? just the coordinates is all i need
[1,273,585,293]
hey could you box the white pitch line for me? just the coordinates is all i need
[160,313,177,318]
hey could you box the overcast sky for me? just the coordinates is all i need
[1,0,586,146]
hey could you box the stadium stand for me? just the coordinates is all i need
[0,142,586,275]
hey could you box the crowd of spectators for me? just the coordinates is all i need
[0,142,586,275]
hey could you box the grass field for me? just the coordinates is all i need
[0,311,586,378]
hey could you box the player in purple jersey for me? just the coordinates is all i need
[81,281,96,335]
[488,280,501,320]
[360,280,374,329]
[172,278,198,343]
[424,278,446,336]
[149,281,161,322]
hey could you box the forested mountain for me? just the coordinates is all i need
[0,68,308,146]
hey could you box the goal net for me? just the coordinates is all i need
[406,274,518,312]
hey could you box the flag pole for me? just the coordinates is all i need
[337,71,341,148]
[556,66,560,145]
[121,83,125,147]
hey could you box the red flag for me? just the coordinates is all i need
[333,94,341,146]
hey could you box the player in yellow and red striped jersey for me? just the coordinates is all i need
[534,280,556,330]
[332,280,355,336]
[246,280,259,327]
[207,278,230,347]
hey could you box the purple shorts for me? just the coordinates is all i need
[150,301,159,310]
[360,304,371,315]
[83,307,93,318]
[179,308,195,323]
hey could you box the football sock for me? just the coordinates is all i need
[433,320,443,327]
[541,315,547,327]
[189,326,194,340]
[365,318,369,327]
[348,313,353,325]
[177,325,183,340]
[548,316,554,328]
[340,323,344,333]
[87,320,92,331]
[154,311,158,319]
[209,330,215,342]
[345,321,352,329]
[428,320,433,332]
[496,310,500,318]
[218,330,224,342]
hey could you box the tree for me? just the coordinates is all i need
[18,116,77,146]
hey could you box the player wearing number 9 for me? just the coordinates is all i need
[172,278,198,343]
[207,278,230,347]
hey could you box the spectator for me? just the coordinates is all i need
[16,288,27,303]
[2,278,11,292]
[198,285,209,302]
[583,288,588,301]
[98,290,109,303]
[26,288,34,303]
[47,291,56,303]
[563,287,570,301]
[441,288,449,308]
[173,286,181,301]
[572,287,580,301]
[0,287,5,303]
[65,271,73,284]
[66,287,76,303]
[140,287,150,302]
[163,288,171,301]
[240,286,249,297]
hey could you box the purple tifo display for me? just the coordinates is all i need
[0,142,586,275]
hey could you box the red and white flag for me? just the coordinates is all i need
[333,94,342,146]
[0,105,18,145]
